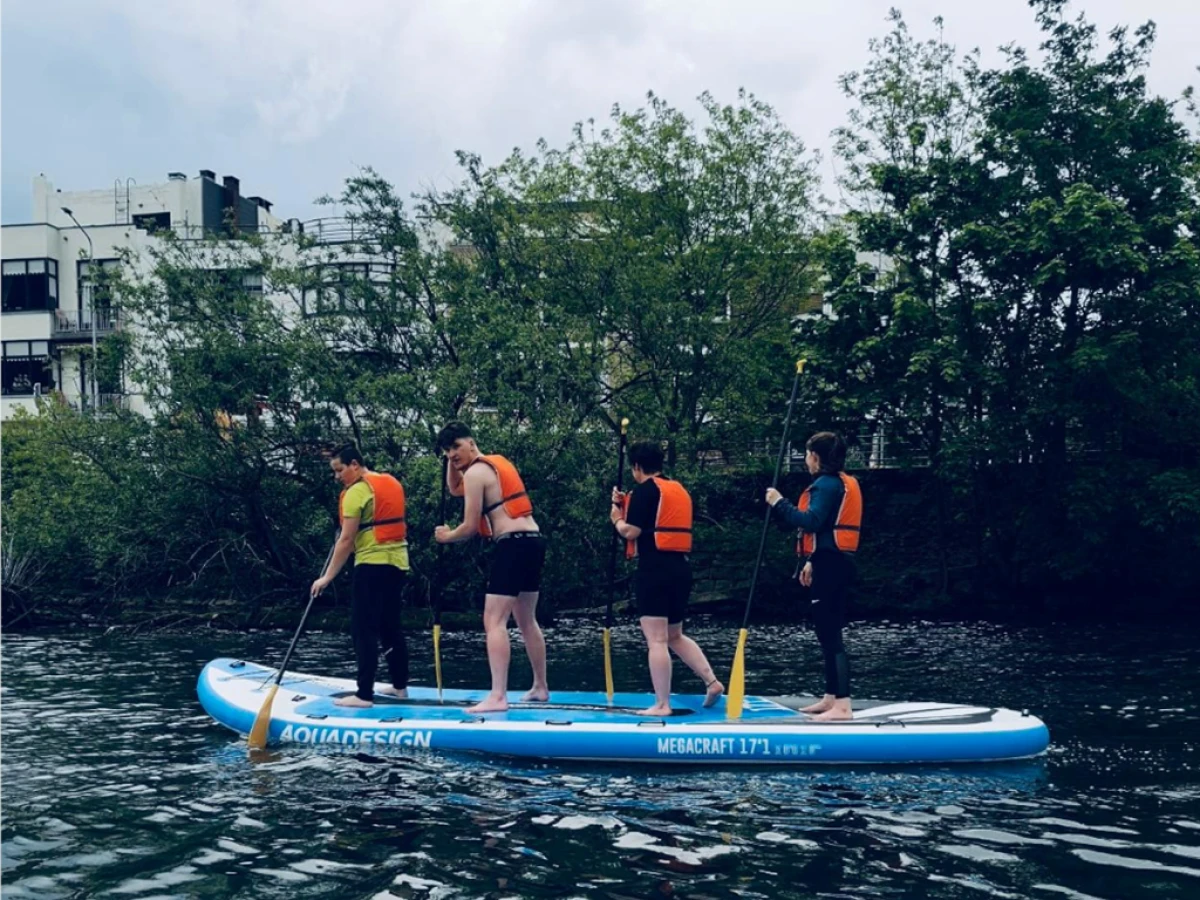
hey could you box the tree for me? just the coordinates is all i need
[969,0,1200,597]
[816,9,990,594]
[425,90,822,466]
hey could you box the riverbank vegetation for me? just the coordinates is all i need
[4,1,1197,629]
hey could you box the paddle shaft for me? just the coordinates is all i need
[248,537,338,748]
[434,456,449,627]
[605,419,629,629]
[275,539,338,684]
[433,456,448,700]
[739,361,806,630]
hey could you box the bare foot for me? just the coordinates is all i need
[636,704,672,717]
[466,696,509,714]
[800,698,834,714]
[521,687,550,702]
[703,680,725,708]
[809,706,853,722]
[334,695,374,708]
[378,687,409,700]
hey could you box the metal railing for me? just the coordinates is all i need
[297,217,366,245]
[96,393,130,412]
[52,309,120,337]
[60,393,131,413]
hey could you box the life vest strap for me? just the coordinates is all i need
[652,526,693,534]
[483,491,528,515]
[360,515,406,531]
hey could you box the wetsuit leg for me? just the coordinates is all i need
[809,550,852,699]
[377,566,409,690]
[352,563,399,700]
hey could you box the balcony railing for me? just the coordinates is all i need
[298,217,364,245]
[60,393,131,413]
[96,393,131,412]
[53,310,120,339]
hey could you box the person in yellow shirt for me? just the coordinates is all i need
[311,442,411,708]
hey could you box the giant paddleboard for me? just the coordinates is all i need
[198,658,1049,764]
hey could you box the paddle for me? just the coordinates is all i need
[247,538,339,750]
[433,455,449,702]
[726,359,806,721]
[603,417,630,703]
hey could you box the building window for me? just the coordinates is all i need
[133,212,171,232]
[302,262,395,316]
[2,259,58,312]
[78,259,120,319]
[168,268,264,322]
[1,340,54,395]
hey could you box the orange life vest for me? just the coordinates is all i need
[624,476,693,559]
[341,471,407,543]
[469,455,533,538]
[796,472,861,557]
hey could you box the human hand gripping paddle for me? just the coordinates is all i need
[433,455,449,702]
[726,359,806,721]
[247,538,339,750]
[604,417,629,704]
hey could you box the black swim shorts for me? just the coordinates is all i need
[486,531,546,598]
[634,558,692,624]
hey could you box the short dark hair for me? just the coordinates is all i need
[435,420,474,453]
[628,440,664,474]
[331,441,365,467]
[806,431,847,473]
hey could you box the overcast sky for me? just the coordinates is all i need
[3,0,1197,224]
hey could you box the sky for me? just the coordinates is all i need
[3,0,1198,224]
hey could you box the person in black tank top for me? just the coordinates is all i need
[612,440,724,717]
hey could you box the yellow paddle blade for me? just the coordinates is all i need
[433,624,443,702]
[603,627,614,703]
[247,683,279,750]
[726,629,749,721]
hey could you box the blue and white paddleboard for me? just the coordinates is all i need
[198,658,1049,764]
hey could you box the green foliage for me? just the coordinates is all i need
[4,2,1197,626]
[813,0,1200,607]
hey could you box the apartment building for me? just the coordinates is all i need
[1,170,282,420]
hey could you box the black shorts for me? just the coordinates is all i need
[635,557,692,624]
[486,532,546,597]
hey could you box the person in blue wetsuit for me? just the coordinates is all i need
[765,432,863,721]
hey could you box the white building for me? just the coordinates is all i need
[1,170,283,420]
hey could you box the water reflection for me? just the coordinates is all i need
[2,622,1198,899]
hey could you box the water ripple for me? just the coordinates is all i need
[3,622,1199,898]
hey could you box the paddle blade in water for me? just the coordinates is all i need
[603,627,614,703]
[726,629,748,721]
[247,683,279,750]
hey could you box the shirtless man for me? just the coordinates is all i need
[433,421,549,713]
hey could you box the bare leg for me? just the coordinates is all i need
[801,693,836,714]
[637,616,672,716]
[466,594,517,713]
[667,624,723,706]
[512,590,549,702]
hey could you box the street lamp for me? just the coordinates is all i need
[61,207,97,412]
